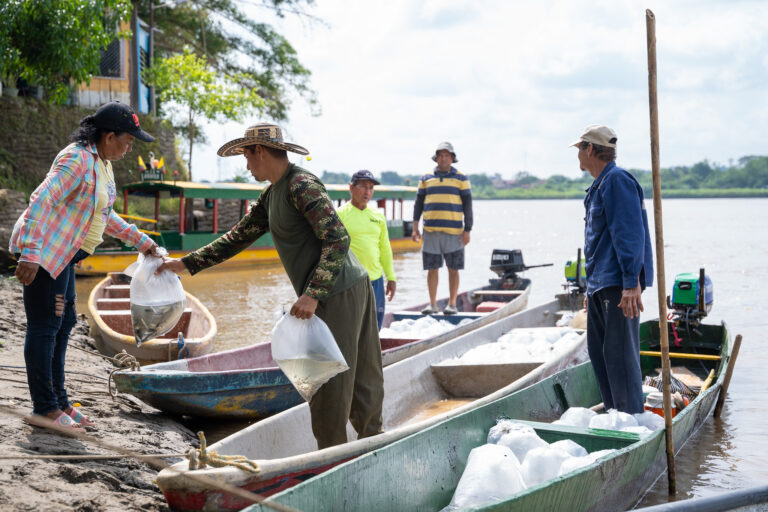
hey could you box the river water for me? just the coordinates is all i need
[76,197,768,507]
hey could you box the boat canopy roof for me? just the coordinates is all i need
[122,180,418,200]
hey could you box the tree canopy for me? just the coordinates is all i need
[146,48,265,180]
[139,0,318,121]
[0,0,131,103]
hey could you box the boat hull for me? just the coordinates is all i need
[242,321,731,512]
[156,296,587,510]
[114,281,532,419]
[88,276,217,363]
[76,237,421,276]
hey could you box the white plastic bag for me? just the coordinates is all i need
[271,313,349,402]
[441,444,526,511]
[126,250,186,347]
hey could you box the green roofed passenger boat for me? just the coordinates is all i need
[245,317,735,512]
[75,180,420,275]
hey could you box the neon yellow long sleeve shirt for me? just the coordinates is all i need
[336,202,396,282]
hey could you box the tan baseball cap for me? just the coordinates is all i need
[570,125,618,148]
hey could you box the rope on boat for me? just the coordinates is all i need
[187,431,261,474]
[106,350,142,399]
[0,404,299,512]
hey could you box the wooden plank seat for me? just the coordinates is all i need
[96,298,131,310]
[470,289,526,296]
[104,284,131,299]
[98,308,192,338]
[476,301,506,312]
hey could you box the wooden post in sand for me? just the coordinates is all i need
[646,8,677,495]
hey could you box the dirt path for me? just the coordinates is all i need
[0,277,198,511]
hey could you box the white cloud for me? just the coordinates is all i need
[187,0,768,182]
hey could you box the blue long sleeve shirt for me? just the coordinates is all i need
[584,161,654,295]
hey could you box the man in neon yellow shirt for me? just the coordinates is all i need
[337,170,396,329]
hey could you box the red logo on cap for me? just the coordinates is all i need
[132,113,140,127]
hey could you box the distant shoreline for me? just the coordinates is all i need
[470,189,768,200]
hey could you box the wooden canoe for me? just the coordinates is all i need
[155,295,587,510]
[380,277,531,366]
[245,320,733,512]
[112,279,532,419]
[87,273,217,363]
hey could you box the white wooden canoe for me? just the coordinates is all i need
[156,295,586,511]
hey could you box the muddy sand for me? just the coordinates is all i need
[0,277,199,511]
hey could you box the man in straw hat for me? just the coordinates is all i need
[412,141,473,315]
[158,123,383,448]
[573,124,654,414]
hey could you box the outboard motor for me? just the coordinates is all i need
[562,248,587,309]
[667,268,713,336]
[489,249,552,289]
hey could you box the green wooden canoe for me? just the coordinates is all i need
[246,320,732,512]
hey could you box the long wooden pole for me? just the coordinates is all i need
[646,8,676,495]
[714,334,742,417]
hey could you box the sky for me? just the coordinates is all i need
[190,0,768,182]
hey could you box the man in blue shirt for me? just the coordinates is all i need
[572,125,654,414]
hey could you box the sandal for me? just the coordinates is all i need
[24,412,84,433]
[67,406,95,427]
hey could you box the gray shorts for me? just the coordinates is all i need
[422,231,464,270]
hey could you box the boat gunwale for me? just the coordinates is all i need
[244,320,731,512]
[87,276,217,356]
[156,299,587,494]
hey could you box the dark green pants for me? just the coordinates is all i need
[311,277,384,449]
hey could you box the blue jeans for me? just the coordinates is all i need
[586,286,644,414]
[370,276,385,330]
[23,250,89,415]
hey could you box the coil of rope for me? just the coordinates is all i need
[187,431,261,474]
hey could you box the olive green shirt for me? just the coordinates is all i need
[182,164,367,300]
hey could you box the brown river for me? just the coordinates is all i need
[76,197,768,508]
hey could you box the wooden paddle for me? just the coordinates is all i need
[646,8,677,495]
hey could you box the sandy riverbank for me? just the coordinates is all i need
[0,277,198,511]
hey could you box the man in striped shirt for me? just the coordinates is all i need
[412,142,473,315]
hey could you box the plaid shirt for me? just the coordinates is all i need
[10,142,153,279]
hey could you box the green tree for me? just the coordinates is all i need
[319,171,351,184]
[380,171,403,185]
[138,0,317,121]
[146,48,265,180]
[0,0,132,103]
[469,173,492,189]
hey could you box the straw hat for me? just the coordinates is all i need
[217,123,309,157]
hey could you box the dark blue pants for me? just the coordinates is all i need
[586,286,644,414]
[370,276,385,330]
[23,250,89,415]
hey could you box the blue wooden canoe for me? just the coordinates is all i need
[111,342,301,418]
[112,278,532,419]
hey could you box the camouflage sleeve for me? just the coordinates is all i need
[182,194,270,275]
[288,173,350,300]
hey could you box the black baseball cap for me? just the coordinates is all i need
[350,169,380,185]
[93,102,155,142]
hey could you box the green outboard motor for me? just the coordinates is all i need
[562,249,587,310]
[667,268,713,334]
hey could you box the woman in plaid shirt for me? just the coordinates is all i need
[10,102,159,432]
